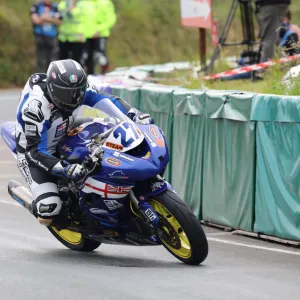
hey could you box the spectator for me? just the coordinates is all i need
[283,9,300,39]
[255,0,291,62]
[83,0,116,75]
[30,0,62,72]
[58,0,89,64]
[96,0,117,74]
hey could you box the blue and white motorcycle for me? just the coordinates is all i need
[1,98,208,265]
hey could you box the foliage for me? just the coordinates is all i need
[1,0,300,92]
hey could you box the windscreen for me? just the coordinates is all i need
[93,97,129,124]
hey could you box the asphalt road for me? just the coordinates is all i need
[1,90,300,300]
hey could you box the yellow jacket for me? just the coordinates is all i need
[96,0,117,38]
[58,0,88,42]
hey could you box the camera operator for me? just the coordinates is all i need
[255,0,291,62]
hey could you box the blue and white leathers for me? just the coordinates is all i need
[14,73,134,218]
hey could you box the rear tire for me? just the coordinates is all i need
[149,190,208,265]
[48,227,101,251]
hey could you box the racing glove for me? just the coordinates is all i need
[52,161,87,182]
[127,108,154,125]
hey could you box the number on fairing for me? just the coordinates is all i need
[113,123,139,147]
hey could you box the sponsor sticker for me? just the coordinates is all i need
[17,158,32,185]
[109,170,129,180]
[149,126,159,138]
[113,151,134,162]
[55,120,68,138]
[52,72,57,79]
[143,131,157,148]
[25,130,36,136]
[62,144,72,153]
[70,74,78,83]
[145,208,157,222]
[105,142,124,151]
[103,200,123,210]
[155,138,164,147]
[12,195,25,207]
[105,157,121,167]
[25,124,36,131]
[67,126,83,136]
[151,181,165,192]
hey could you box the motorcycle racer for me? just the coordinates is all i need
[16,59,153,226]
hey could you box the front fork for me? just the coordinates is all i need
[129,191,160,227]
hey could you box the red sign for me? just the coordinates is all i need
[181,0,212,28]
[211,19,219,47]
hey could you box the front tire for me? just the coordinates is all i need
[149,190,208,265]
[48,227,101,251]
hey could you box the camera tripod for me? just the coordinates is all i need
[206,0,260,73]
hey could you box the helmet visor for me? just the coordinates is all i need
[50,83,87,112]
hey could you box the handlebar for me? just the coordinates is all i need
[71,128,113,190]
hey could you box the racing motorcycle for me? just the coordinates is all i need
[0,98,208,265]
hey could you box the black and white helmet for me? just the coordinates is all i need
[46,59,87,113]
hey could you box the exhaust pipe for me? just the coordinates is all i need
[8,180,33,211]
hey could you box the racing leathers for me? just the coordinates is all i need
[15,73,149,220]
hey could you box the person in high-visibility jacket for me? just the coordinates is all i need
[96,0,116,74]
[83,0,116,74]
[58,0,89,64]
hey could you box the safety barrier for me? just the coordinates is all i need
[83,82,300,242]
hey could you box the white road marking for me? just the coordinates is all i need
[0,161,16,165]
[2,195,300,257]
[208,237,300,256]
[0,174,21,179]
[206,232,232,236]
[0,198,22,207]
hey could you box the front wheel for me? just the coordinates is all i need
[149,190,208,265]
[48,227,101,251]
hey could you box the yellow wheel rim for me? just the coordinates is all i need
[149,200,192,259]
[52,227,83,245]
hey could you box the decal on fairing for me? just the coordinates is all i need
[113,151,134,162]
[109,170,129,180]
[62,144,72,153]
[149,126,159,138]
[103,200,123,210]
[105,142,124,151]
[143,131,157,148]
[105,157,121,166]
[83,177,133,199]
[67,126,83,136]
[151,181,165,192]
[103,121,144,153]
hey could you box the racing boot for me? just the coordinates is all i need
[29,201,53,226]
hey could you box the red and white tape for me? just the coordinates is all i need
[202,54,300,80]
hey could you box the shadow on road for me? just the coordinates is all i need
[34,248,205,269]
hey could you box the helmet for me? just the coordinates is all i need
[46,59,87,113]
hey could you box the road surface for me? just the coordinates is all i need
[0,90,300,300]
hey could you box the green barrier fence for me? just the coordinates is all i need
[252,95,300,240]
[111,85,141,109]
[140,85,177,181]
[201,91,256,231]
[171,89,206,219]
[84,84,300,241]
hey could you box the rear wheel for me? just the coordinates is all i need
[149,190,208,265]
[48,227,101,251]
